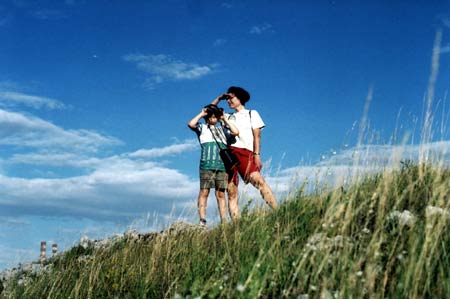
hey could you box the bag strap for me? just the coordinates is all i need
[208,125,227,150]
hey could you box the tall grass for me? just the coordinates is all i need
[1,162,449,298]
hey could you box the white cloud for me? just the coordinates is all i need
[0,109,121,151]
[0,91,67,110]
[128,139,198,158]
[249,23,274,35]
[263,140,450,199]
[124,54,217,88]
[0,157,198,219]
[9,139,199,168]
[9,152,104,168]
[1,138,200,219]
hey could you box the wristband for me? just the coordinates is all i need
[253,152,260,155]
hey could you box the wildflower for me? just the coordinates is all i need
[321,289,334,299]
[125,229,139,240]
[356,271,363,277]
[388,210,416,228]
[236,283,245,292]
[362,228,370,234]
[307,233,324,245]
[310,285,317,291]
[80,235,90,249]
[332,235,344,248]
[398,210,416,227]
[426,206,448,218]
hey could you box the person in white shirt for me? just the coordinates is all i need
[211,86,278,220]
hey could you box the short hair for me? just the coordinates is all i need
[227,86,250,105]
[203,104,224,119]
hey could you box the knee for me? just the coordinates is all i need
[216,190,225,200]
[250,173,265,189]
[199,189,209,197]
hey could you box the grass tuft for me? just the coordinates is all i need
[1,162,450,298]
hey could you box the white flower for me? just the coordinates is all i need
[321,289,333,299]
[426,206,449,219]
[80,235,90,249]
[398,210,416,227]
[236,283,245,292]
[362,228,371,234]
[389,210,416,228]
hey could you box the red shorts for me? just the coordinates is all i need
[228,146,261,185]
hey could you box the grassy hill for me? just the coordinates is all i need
[1,162,449,298]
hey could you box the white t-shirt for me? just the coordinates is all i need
[192,123,226,170]
[226,109,265,151]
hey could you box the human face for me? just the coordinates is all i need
[207,114,218,125]
[226,93,241,110]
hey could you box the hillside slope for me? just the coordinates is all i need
[1,163,449,299]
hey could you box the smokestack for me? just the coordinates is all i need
[52,243,58,256]
[40,241,47,262]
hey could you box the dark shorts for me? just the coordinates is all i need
[200,169,228,190]
[228,146,261,185]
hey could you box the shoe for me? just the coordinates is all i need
[199,218,207,227]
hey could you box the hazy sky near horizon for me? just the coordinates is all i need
[1,0,450,269]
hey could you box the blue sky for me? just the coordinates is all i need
[1,0,450,270]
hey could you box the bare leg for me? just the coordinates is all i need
[227,181,239,220]
[198,189,210,221]
[249,172,278,209]
[215,189,227,223]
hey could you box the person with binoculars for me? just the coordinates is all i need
[211,86,278,220]
[188,104,239,226]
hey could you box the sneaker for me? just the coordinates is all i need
[199,218,207,227]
